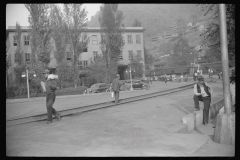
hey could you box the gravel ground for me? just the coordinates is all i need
[6,79,235,157]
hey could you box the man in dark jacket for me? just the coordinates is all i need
[193,75,213,126]
[41,69,61,124]
[111,74,121,104]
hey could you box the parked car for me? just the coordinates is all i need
[124,80,150,90]
[84,83,111,94]
[153,76,159,81]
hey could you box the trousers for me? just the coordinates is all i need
[114,91,119,104]
[46,92,59,122]
[193,95,211,124]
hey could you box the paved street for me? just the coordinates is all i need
[6,77,234,156]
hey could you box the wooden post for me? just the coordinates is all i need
[213,4,235,145]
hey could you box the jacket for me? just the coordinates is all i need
[194,82,212,97]
[112,78,121,92]
[45,79,58,93]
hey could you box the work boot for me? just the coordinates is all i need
[46,121,52,124]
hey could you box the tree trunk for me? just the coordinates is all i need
[74,74,78,88]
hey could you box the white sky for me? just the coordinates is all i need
[6,3,102,29]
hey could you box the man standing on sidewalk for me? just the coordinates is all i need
[111,74,121,104]
[193,75,213,125]
[41,69,61,124]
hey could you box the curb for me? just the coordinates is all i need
[181,98,224,132]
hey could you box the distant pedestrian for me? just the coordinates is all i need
[164,74,167,84]
[146,77,150,85]
[150,77,152,84]
[194,72,198,81]
[193,75,213,126]
[41,69,61,124]
[180,74,183,82]
[219,71,222,79]
[230,74,235,111]
[111,74,121,104]
[185,74,188,82]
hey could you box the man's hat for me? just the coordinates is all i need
[42,69,50,74]
[197,75,204,80]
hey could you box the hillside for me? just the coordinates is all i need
[87,4,204,52]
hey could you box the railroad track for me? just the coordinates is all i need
[6,78,216,127]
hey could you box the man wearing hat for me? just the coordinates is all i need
[41,69,61,124]
[111,74,121,104]
[193,75,213,125]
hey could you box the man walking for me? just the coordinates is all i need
[111,74,121,104]
[193,75,213,125]
[41,69,61,124]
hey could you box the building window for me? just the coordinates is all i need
[83,60,88,70]
[127,35,132,44]
[25,53,30,62]
[78,60,88,70]
[92,35,98,45]
[137,50,142,58]
[93,51,98,60]
[128,50,133,60]
[136,35,141,44]
[118,52,123,60]
[24,35,30,45]
[13,35,17,46]
[66,52,72,60]
[78,61,83,70]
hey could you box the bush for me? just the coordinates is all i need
[16,85,28,96]
[84,77,97,88]
[6,85,18,98]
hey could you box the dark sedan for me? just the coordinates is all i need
[125,80,150,90]
[84,83,111,94]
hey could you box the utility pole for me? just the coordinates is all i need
[219,4,231,115]
[213,4,235,145]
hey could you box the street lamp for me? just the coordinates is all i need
[21,69,36,98]
[126,67,134,91]
[129,67,133,91]
[190,52,195,74]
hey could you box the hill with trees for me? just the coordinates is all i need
[88,4,202,49]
